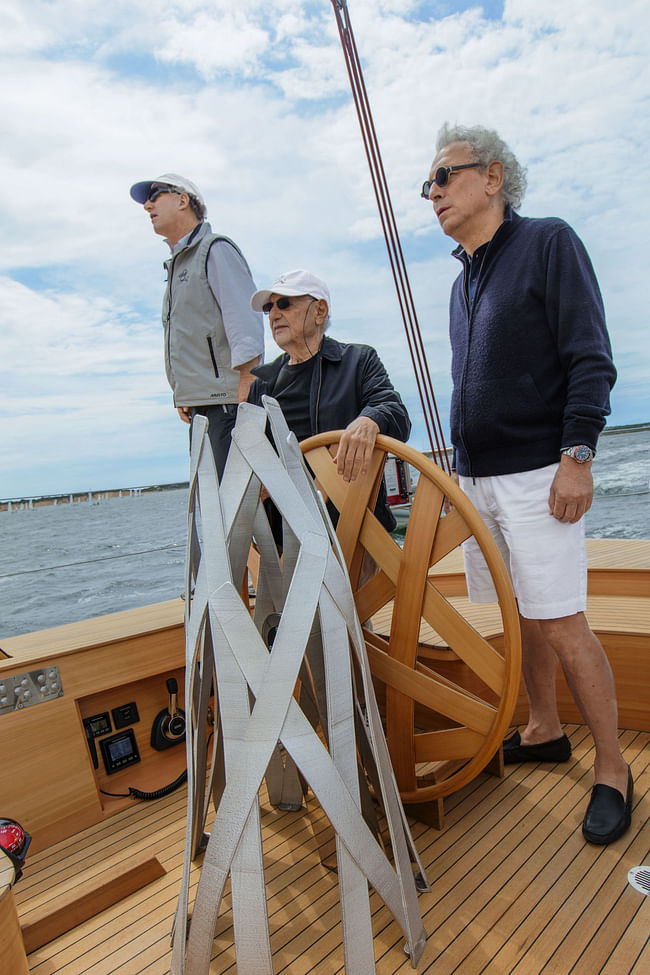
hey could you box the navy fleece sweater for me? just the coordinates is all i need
[449,207,616,477]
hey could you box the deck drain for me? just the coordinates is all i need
[628,866,650,895]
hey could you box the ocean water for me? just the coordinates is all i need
[1,428,648,640]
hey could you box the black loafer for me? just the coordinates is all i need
[582,766,633,845]
[503,730,572,765]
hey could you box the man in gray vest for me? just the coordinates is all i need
[130,173,264,478]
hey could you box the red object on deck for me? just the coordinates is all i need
[385,456,411,506]
[0,818,31,881]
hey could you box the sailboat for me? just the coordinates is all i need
[2,430,648,974]
[2,3,648,972]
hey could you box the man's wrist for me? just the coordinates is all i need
[560,445,595,464]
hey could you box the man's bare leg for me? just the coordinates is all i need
[524,611,628,797]
[518,615,564,744]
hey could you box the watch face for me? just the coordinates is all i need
[574,445,593,462]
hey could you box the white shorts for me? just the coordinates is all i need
[459,464,587,620]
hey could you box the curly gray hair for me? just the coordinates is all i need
[435,123,527,210]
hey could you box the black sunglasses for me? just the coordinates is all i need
[147,185,181,203]
[262,296,293,315]
[421,163,480,199]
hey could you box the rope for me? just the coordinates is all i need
[330,0,451,472]
[0,543,185,579]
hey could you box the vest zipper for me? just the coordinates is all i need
[166,257,174,386]
[206,336,220,378]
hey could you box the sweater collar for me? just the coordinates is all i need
[452,204,519,264]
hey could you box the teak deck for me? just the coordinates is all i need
[13,725,650,974]
[4,537,650,974]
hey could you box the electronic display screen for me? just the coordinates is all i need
[108,736,134,761]
[89,713,111,736]
[100,729,140,774]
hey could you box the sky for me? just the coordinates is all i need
[1,0,649,500]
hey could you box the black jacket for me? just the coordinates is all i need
[248,335,411,530]
[249,335,411,440]
[450,207,616,477]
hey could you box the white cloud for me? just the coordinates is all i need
[1,278,158,387]
[1,0,649,498]
[156,11,269,76]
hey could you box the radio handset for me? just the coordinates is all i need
[84,722,99,769]
[150,677,186,751]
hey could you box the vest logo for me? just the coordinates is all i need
[178,269,190,282]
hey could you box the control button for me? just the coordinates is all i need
[23,690,31,699]
[37,674,46,684]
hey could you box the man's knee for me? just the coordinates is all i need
[537,611,598,658]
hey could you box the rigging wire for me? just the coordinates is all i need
[330,0,451,472]
[0,543,185,579]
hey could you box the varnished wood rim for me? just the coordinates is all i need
[301,432,522,801]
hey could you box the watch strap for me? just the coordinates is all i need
[560,445,595,463]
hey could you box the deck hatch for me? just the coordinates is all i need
[628,866,650,895]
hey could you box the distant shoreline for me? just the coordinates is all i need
[1,482,189,511]
[3,421,648,510]
[600,421,650,436]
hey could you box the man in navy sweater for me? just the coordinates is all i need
[425,123,631,844]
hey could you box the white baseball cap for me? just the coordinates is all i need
[250,269,331,312]
[129,173,206,209]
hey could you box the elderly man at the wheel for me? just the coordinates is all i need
[247,268,410,532]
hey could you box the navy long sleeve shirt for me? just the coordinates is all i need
[449,207,616,477]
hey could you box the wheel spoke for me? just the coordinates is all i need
[301,432,521,804]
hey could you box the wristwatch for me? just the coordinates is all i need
[560,445,595,463]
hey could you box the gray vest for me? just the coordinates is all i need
[162,222,246,406]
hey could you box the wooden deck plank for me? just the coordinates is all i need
[558,866,650,975]
[513,808,650,975]
[20,854,166,954]
[7,536,648,974]
[1,598,184,659]
[15,733,650,975]
[584,539,650,570]
[427,539,650,599]
[382,741,600,973]
[380,595,650,646]
[428,539,650,575]
[373,730,648,975]
[477,736,648,975]
[630,941,650,975]
[23,803,339,974]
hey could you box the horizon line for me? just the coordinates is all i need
[3,420,649,506]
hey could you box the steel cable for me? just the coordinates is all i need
[331,0,451,471]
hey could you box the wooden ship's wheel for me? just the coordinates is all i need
[301,433,521,820]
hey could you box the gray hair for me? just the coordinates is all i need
[187,194,206,221]
[436,123,527,210]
